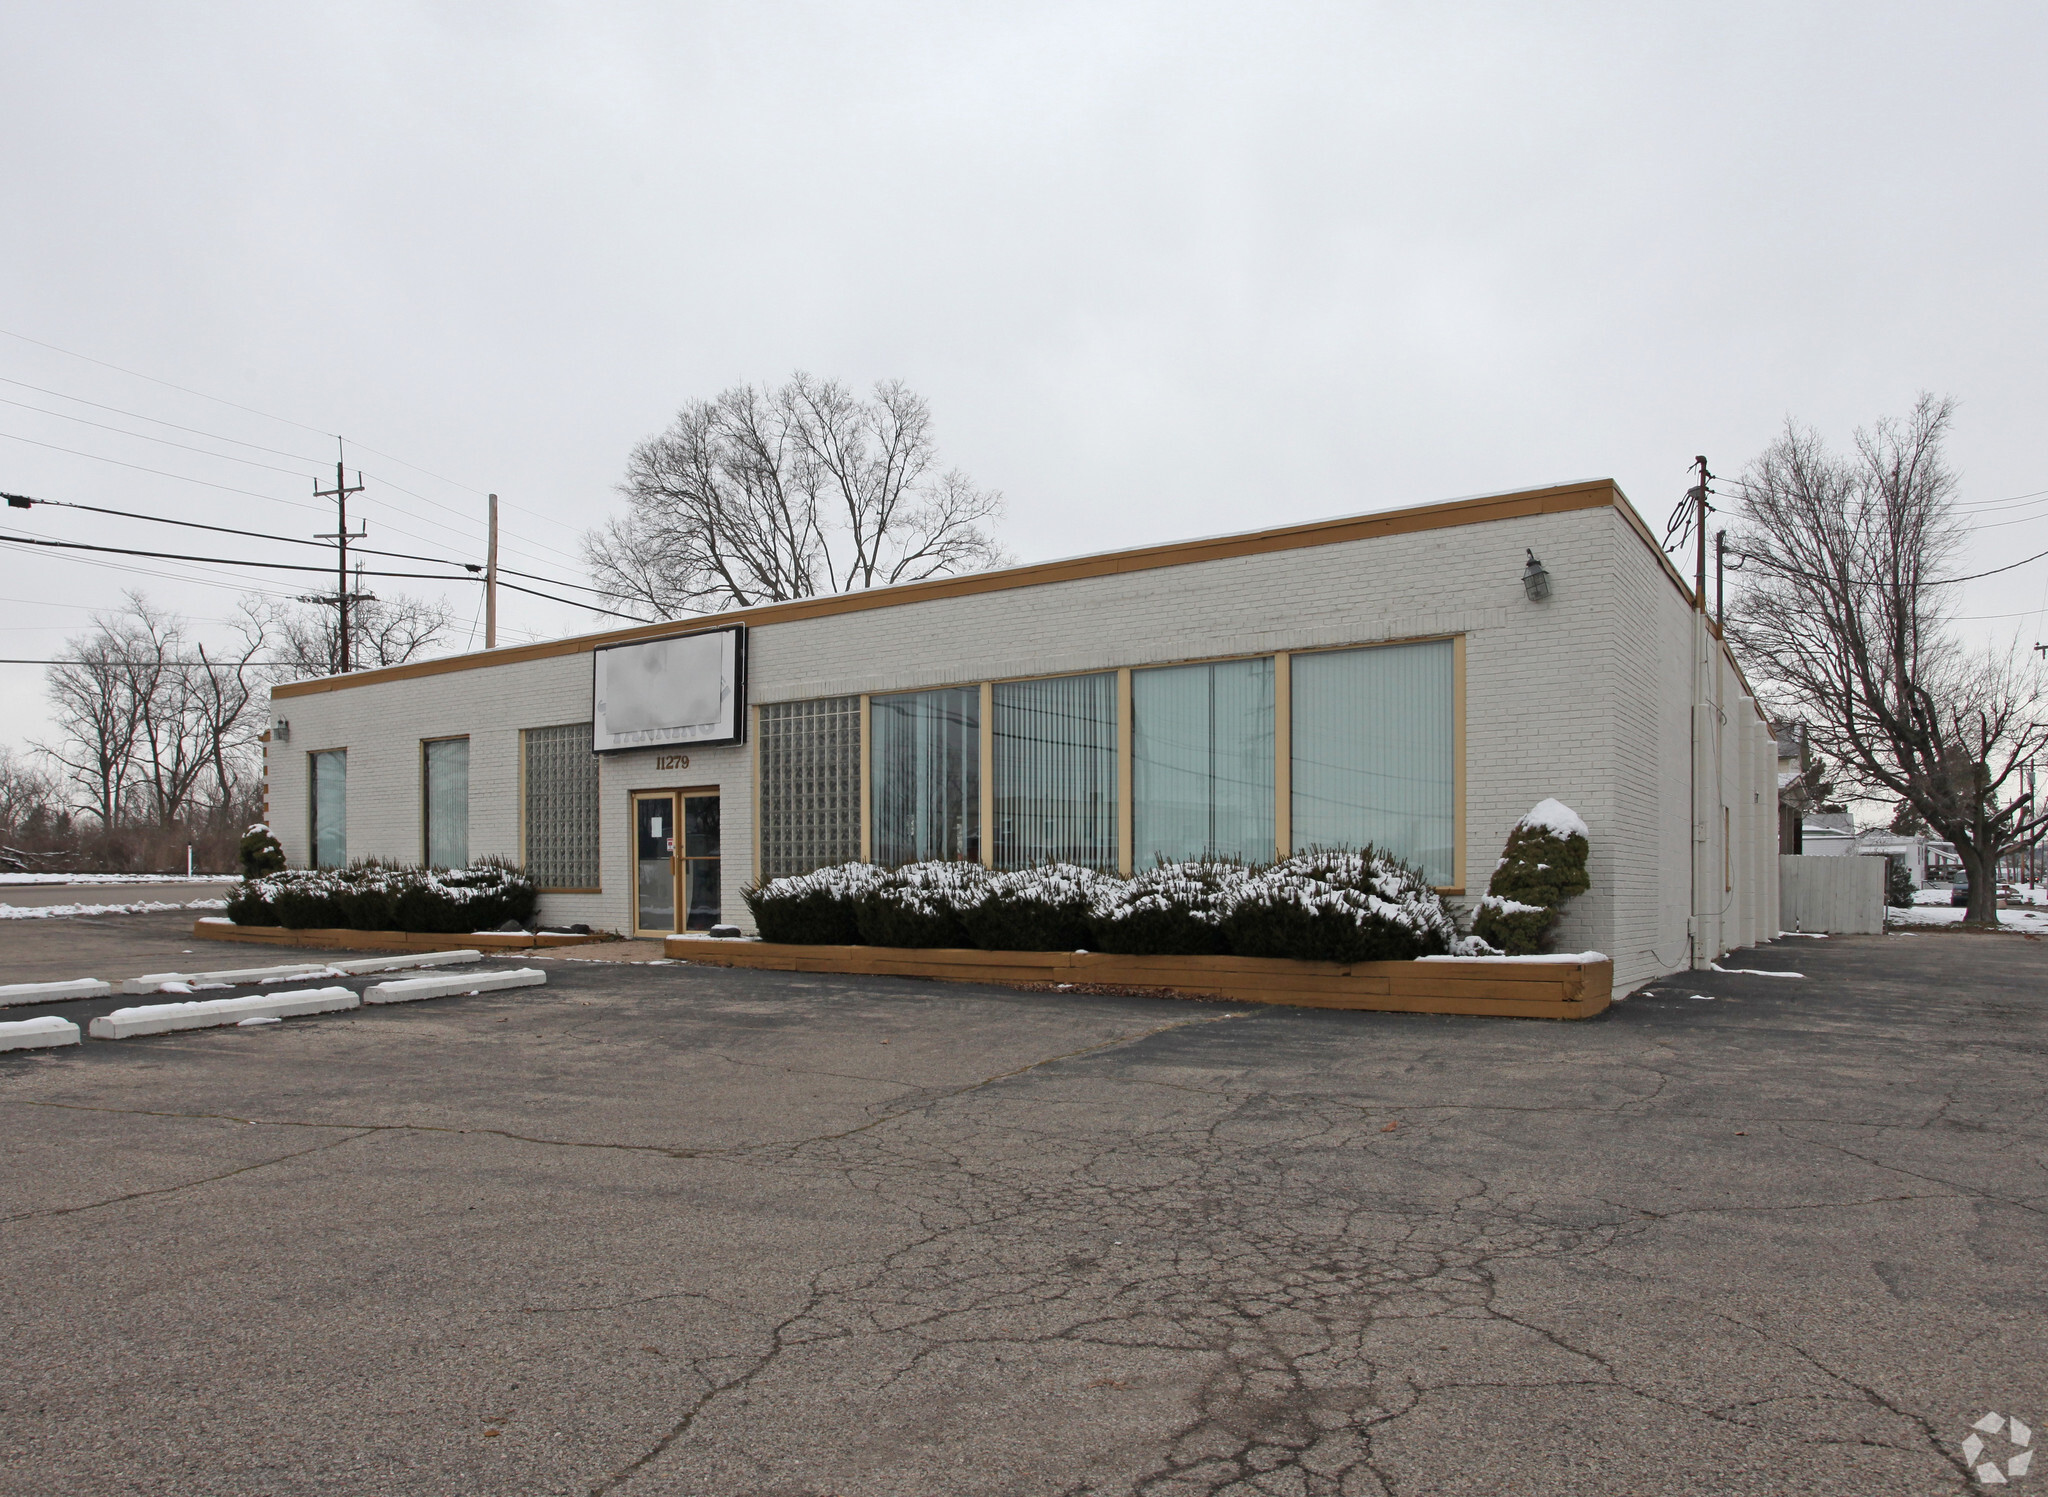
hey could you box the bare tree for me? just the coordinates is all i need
[41,603,151,827]
[36,594,271,833]
[266,577,454,680]
[0,746,58,833]
[587,374,1010,617]
[1728,395,2047,924]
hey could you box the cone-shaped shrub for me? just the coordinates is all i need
[1221,848,1460,963]
[962,864,1103,951]
[1086,860,1240,955]
[855,861,990,948]
[742,862,882,944]
[238,823,285,879]
[1472,799,1591,955]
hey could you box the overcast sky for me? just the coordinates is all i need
[3,2,2044,759]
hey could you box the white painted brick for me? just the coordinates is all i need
[268,499,1774,995]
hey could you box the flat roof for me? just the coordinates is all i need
[274,476,1684,699]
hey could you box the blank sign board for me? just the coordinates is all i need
[592,626,745,751]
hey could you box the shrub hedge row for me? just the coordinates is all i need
[226,860,539,933]
[744,850,1495,962]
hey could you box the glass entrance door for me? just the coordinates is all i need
[634,793,677,934]
[681,794,720,931]
[632,791,721,936]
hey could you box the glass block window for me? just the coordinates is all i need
[992,672,1117,870]
[523,724,601,890]
[759,696,862,880]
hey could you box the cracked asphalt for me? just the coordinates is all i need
[2,920,2044,1496]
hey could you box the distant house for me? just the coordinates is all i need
[1775,722,1811,852]
[1854,830,1955,887]
[1800,811,1857,856]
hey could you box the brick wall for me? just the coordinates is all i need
[268,498,1774,988]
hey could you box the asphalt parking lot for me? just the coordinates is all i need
[3,918,2044,1496]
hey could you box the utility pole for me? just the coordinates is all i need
[485,493,499,650]
[1692,455,1712,610]
[312,441,368,674]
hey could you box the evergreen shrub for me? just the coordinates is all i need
[1886,859,1915,909]
[742,862,883,944]
[1085,860,1236,955]
[854,861,990,948]
[238,823,286,879]
[961,864,1101,951]
[1221,848,1461,962]
[1472,799,1591,955]
[227,860,538,932]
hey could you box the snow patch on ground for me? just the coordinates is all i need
[0,873,231,886]
[1888,902,2048,933]
[0,898,229,920]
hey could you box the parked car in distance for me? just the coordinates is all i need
[1950,874,1971,907]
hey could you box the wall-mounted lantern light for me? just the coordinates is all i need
[272,718,291,744]
[1522,549,1551,602]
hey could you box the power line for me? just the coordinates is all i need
[0,531,479,582]
[1737,542,2048,590]
[1,326,585,543]
[0,326,337,439]
[0,423,570,582]
[0,396,327,481]
[3,492,485,572]
[0,374,328,465]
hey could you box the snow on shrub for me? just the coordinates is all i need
[1086,859,1239,955]
[1472,798,1591,955]
[1221,848,1462,962]
[962,863,1103,951]
[740,850,1480,962]
[742,861,884,945]
[238,823,285,879]
[226,859,538,933]
[855,860,992,948]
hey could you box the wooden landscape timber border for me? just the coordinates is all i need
[193,922,612,952]
[664,941,1614,1020]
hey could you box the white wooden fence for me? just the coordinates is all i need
[1778,854,1886,935]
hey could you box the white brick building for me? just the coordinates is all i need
[266,479,1776,994]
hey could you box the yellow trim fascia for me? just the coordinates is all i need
[275,479,1630,699]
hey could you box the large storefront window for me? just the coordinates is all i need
[423,737,469,867]
[759,696,861,880]
[992,672,1117,870]
[310,749,347,869]
[1132,658,1274,865]
[871,686,979,865]
[523,724,600,890]
[1291,639,1455,884]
